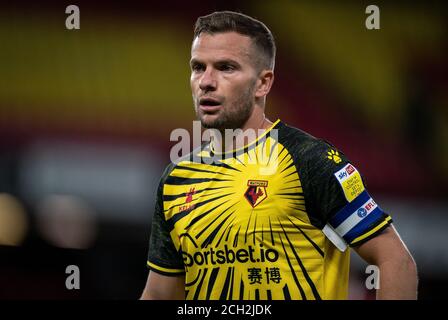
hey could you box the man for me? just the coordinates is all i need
[141,11,417,300]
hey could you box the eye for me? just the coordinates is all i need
[219,64,235,72]
[191,63,205,72]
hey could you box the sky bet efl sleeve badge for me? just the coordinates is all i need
[334,163,365,202]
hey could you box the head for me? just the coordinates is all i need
[190,11,276,130]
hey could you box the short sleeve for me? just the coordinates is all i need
[147,165,185,276]
[302,141,392,251]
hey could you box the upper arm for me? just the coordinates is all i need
[140,271,185,300]
[301,142,392,250]
[143,165,186,299]
[354,224,414,265]
[146,165,185,277]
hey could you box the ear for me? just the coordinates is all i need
[254,70,274,98]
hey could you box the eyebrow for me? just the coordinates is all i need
[190,58,241,67]
[189,58,201,67]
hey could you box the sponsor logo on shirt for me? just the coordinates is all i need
[334,197,378,237]
[181,244,279,267]
[334,163,365,202]
[327,149,342,164]
[357,207,368,218]
[245,180,268,208]
[179,187,196,212]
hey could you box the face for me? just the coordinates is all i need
[190,32,259,130]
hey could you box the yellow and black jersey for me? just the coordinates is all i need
[147,119,392,300]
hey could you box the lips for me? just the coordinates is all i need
[199,97,222,112]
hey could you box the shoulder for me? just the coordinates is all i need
[277,121,345,164]
[159,142,210,184]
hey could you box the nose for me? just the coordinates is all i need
[199,68,217,92]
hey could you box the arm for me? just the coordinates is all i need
[354,224,418,300]
[143,164,186,300]
[140,271,185,300]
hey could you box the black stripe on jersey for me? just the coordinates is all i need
[179,233,198,248]
[283,202,306,210]
[216,216,236,247]
[288,217,324,258]
[187,199,236,231]
[244,209,254,244]
[165,176,231,186]
[206,267,220,300]
[224,223,234,243]
[205,161,242,172]
[283,169,300,179]
[229,265,235,300]
[266,141,279,165]
[193,268,208,300]
[275,145,286,165]
[239,275,245,300]
[233,226,241,247]
[285,210,308,225]
[287,202,306,210]
[252,211,258,244]
[286,205,307,216]
[276,192,304,197]
[279,185,302,192]
[283,177,301,185]
[185,201,227,230]
[279,220,322,300]
[247,149,253,162]
[233,155,246,167]
[281,199,305,207]
[267,290,272,300]
[255,289,260,300]
[277,148,290,167]
[283,284,291,300]
[196,204,235,240]
[167,194,231,231]
[163,186,229,202]
[280,160,295,174]
[219,267,234,300]
[278,230,307,300]
[289,216,324,257]
[201,212,234,248]
[268,217,275,246]
[185,269,202,287]
[175,165,233,176]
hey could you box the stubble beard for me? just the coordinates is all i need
[195,84,255,132]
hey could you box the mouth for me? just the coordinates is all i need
[199,97,222,112]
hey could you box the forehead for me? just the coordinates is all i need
[191,32,254,62]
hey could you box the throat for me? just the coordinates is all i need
[210,116,273,153]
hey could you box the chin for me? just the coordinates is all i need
[201,120,220,129]
[199,115,222,129]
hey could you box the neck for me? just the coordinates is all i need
[211,110,273,153]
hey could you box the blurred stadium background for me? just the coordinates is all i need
[0,0,447,299]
